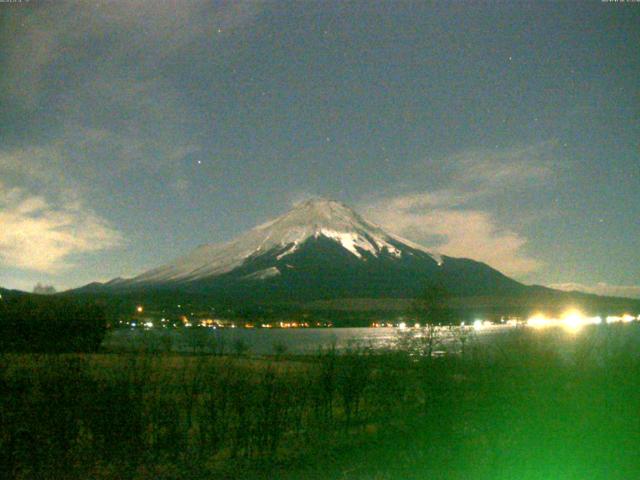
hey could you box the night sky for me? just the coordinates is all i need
[0,1,638,297]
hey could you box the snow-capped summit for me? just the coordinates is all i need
[251,198,441,261]
[128,198,441,285]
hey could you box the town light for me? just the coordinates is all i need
[526,310,603,332]
[561,309,585,333]
[527,313,550,329]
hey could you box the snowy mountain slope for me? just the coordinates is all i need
[126,199,442,285]
[74,198,527,301]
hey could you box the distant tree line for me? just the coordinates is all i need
[0,295,106,353]
[33,282,57,295]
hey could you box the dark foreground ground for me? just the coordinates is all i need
[2,324,640,479]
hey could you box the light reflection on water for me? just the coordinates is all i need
[104,324,515,355]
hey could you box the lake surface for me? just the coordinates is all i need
[103,324,514,355]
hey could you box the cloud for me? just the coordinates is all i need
[446,141,557,191]
[0,1,264,284]
[57,122,201,172]
[2,1,263,108]
[363,195,542,276]
[1,1,254,179]
[0,124,201,208]
[0,184,122,272]
[548,282,640,300]
[361,142,557,277]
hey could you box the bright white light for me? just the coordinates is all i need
[398,322,407,329]
[527,314,550,329]
[527,310,602,332]
[605,314,637,324]
[144,321,153,328]
[562,310,584,333]
[473,320,483,331]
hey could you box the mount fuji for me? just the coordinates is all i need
[77,199,530,303]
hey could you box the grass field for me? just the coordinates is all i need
[2,323,640,479]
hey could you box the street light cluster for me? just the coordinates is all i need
[526,310,639,333]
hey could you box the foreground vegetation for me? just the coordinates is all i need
[0,296,106,353]
[1,324,640,479]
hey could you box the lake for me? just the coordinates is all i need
[103,324,515,355]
